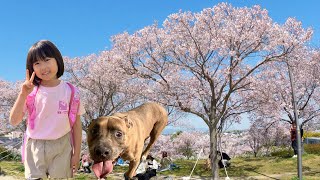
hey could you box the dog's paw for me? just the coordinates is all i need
[124,173,138,180]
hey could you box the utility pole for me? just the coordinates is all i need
[287,62,303,180]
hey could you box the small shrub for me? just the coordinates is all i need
[0,146,12,161]
[304,131,320,138]
[13,154,22,161]
[0,145,21,161]
[270,147,293,158]
[304,144,320,155]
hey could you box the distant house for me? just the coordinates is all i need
[0,131,23,150]
[4,131,23,139]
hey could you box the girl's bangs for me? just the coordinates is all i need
[30,44,55,63]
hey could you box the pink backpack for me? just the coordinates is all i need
[21,82,80,162]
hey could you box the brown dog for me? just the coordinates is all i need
[87,102,168,179]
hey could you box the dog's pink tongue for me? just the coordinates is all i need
[92,161,113,178]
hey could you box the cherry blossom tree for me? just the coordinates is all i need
[111,3,312,177]
[245,49,320,134]
[0,80,25,134]
[64,52,184,130]
[151,131,209,159]
[219,131,252,157]
[150,134,173,159]
[63,51,142,131]
[246,120,289,157]
[172,131,209,159]
[152,130,257,159]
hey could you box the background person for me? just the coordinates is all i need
[290,122,304,158]
[146,155,159,170]
[82,153,92,173]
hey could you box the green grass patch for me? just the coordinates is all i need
[0,161,24,178]
[226,154,320,179]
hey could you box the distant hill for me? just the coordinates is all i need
[162,126,208,135]
[162,125,250,135]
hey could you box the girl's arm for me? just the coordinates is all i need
[73,115,82,157]
[71,115,82,171]
[9,93,27,126]
[10,70,35,126]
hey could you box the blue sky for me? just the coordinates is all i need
[1,0,319,130]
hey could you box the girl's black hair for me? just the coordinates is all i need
[26,40,64,86]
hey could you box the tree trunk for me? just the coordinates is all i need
[209,127,219,179]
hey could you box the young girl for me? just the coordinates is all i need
[9,40,85,179]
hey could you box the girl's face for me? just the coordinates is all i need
[33,57,59,84]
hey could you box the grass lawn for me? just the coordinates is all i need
[227,154,320,179]
[0,154,320,179]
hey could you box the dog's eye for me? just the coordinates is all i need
[91,126,99,135]
[115,131,123,138]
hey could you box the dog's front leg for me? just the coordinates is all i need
[125,159,140,179]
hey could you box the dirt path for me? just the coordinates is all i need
[0,175,21,180]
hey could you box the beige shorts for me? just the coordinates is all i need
[24,132,73,179]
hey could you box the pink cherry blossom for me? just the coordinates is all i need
[111,3,313,178]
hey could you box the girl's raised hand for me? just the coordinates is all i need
[21,69,35,96]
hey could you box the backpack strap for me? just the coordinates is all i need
[66,82,80,128]
[66,82,80,151]
[23,86,39,162]
[26,86,39,130]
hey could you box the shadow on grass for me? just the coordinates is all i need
[302,165,311,171]
[304,170,320,176]
[226,164,263,177]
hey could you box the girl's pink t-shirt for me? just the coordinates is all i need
[24,81,85,140]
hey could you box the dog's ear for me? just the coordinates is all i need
[123,116,133,128]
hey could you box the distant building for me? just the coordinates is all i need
[0,131,23,150]
[4,131,23,139]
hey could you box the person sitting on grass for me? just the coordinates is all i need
[159,151,179,172]
[81,153,92,173]
[217,151,231,168]
[134,155,158,180]
[146,155,159,170]
[206,151,231,170]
